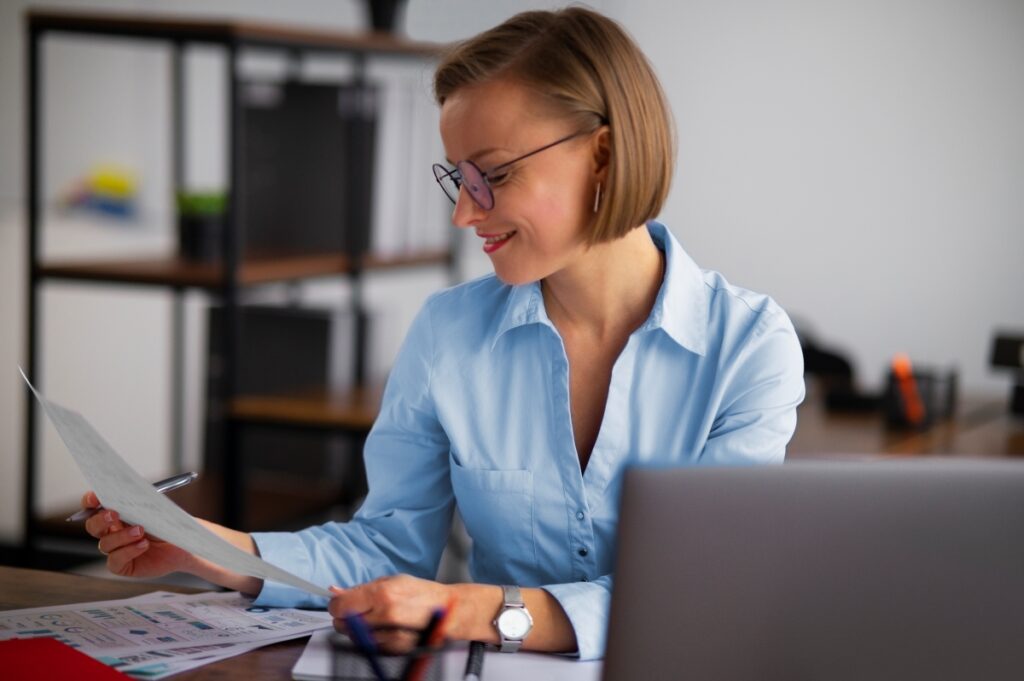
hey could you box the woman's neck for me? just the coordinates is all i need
[541,225,665,342]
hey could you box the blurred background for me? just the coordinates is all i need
[1,0,1022,564]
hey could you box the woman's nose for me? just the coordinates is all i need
[450,186,487,228]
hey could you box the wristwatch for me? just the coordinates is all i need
[493,585,533,652]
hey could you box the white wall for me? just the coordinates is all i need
[604,0,1024,389]
[2,0,1022,544]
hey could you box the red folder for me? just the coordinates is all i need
[0,637,130,680]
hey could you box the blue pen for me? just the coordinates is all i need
[343,612,388,681]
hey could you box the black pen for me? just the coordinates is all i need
[65,472,198,522]
[463,641,485,681]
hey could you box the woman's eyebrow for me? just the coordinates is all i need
[445,146,506,166]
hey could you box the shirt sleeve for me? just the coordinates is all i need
[542,574,613,661]
[701,304,805,465]
[251,298,455,608]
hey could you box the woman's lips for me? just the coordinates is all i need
[481,230,516,254]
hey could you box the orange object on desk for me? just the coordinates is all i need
[0,638,130,680]
[892,353,926,426]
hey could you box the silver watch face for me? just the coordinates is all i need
[497,607,532,639]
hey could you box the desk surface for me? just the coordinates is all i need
[789,392,1024,458]
[0,566,306,680]
[0,567,600,681]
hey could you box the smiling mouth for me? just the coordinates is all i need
[483,230,517,245]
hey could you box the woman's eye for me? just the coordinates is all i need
[488,172,510,186]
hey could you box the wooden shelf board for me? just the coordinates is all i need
[35,472,346,540]
[27,9,445,56]
[228,383,385,431]
[361,249,454,271]
[36,250,451,289]
[38,253,349,288]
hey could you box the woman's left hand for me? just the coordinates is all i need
[327,575,461,653]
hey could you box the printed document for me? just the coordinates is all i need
[0,590,332,679]
[20,368,331,598]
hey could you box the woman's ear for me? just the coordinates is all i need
[591,125,611,179]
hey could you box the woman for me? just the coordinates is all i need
[81,8,804,661]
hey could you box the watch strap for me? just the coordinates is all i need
[502,585,524,607]
[496,585,528,652]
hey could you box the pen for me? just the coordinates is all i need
[463,640,485,681]
[65,471,198,522]
[342,612,388,681]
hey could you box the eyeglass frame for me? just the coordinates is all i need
[431,129,592,211]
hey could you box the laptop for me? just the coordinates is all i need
[603,461,1024,681]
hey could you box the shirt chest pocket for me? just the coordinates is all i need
[449,453,538,583]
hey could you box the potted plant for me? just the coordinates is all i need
[177,191,226,262]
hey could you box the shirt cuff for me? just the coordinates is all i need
[250,531,329,609]
[541,580,611,661]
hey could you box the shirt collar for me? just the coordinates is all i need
[639,221,708,356]
[492,221,708,356]
[493,279,547,349]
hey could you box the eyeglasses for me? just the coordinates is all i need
[432,130,589,211]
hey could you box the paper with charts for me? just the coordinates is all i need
[19,368,331,598]
[0,590,332,678]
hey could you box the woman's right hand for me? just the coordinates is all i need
[80,491,196,579]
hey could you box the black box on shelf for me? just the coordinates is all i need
[241,80,377,258]
[204,304,357,476]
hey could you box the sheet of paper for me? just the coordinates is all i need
[20,369,331,598]
[110,591,314,680]
[0,590,330,658]
[117,639,275,679]
[293,629,604,681]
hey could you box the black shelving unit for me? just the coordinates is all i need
[22,9,457,552]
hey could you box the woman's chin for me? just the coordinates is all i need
[492,266,540,287]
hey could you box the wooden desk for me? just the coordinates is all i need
[789,391,1024,458]
[0,566,306,679]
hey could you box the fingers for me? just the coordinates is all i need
[366,627,419,655]
[328,582,374,619]
[98,524,146,556]
[80,490,99,509]
[328,576,446,632]
[329,617,418,654]
[85,509,125,539]
[106,536,150,576]
[329,583,420,655]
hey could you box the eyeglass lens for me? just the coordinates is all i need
[455,161,493,210]
[432,162,494,211]
[432,164,460,204]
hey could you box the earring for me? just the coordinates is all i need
[593,182,602,213]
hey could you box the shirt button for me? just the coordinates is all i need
[578,547,589,557]
[575,511,585,521]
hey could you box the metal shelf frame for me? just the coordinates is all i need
[22,10,453,551]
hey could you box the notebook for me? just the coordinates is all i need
[0,637,130,680]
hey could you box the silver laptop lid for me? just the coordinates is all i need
[603,461,1024,681]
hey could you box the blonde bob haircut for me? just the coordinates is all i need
[433,6,675,244]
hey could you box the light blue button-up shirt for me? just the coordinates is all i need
[251,221,805,660]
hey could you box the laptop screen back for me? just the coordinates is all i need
[603,462,1024,681]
